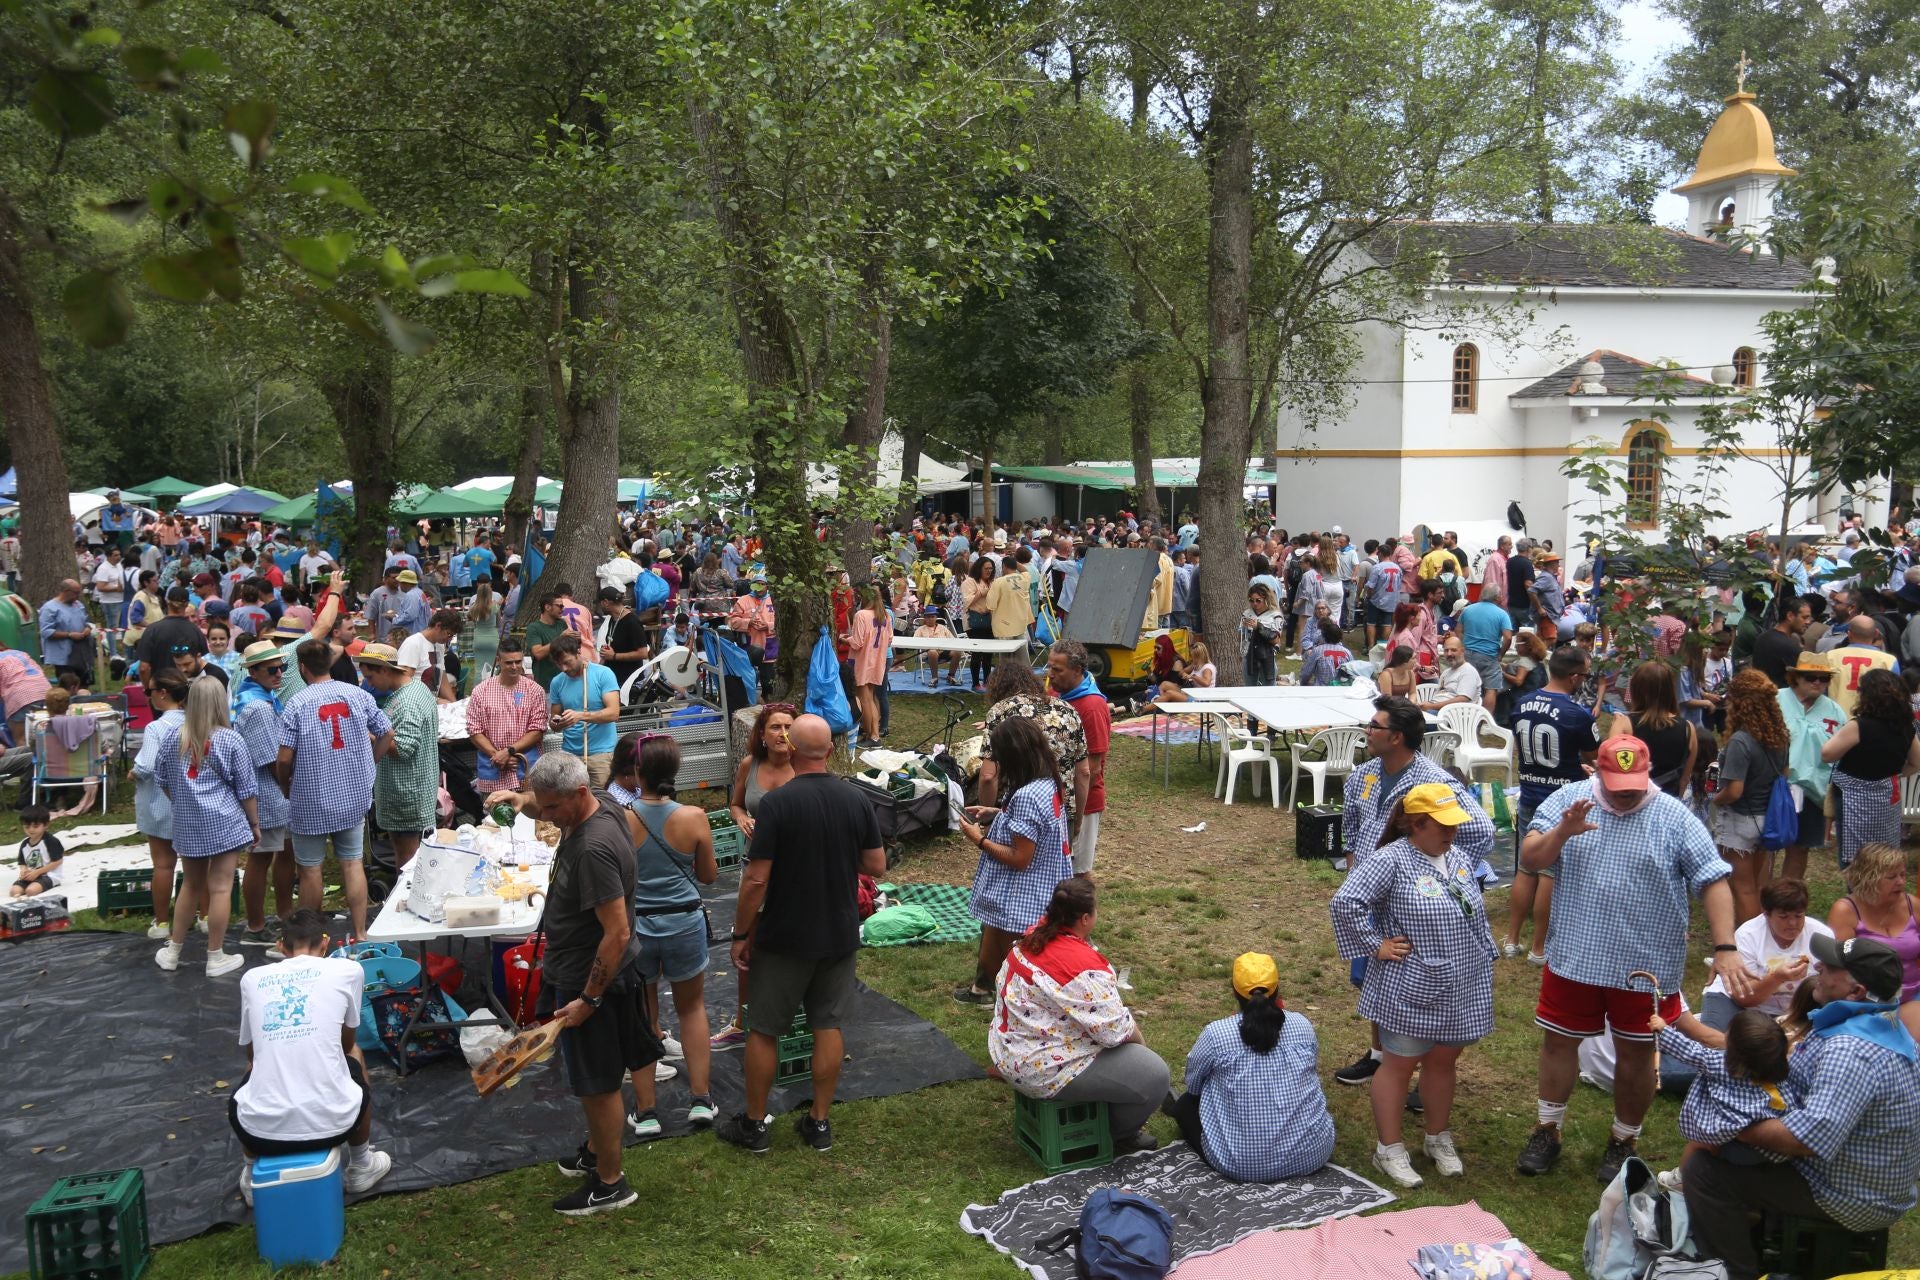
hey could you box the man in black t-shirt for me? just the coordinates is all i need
[1507,540,1537,629]
[134,588,207,673]
[717,714,884,1156]
[526,752,650,1216]
[1753,597,1812,686]
[595,587,651,688]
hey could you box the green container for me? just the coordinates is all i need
[94,869,156,917]
[776,1010,812,1083]
[1012,1095,1113,1174]
[712,825,746,873]
[27,1168,150,1280]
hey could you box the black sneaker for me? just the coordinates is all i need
[794,1114,833,1152]
[1332,1051,1381,1086]
[1596,1135,1637,1185]
[552,1175,637,1215]
[556,1143,595,1179]
[952,983,993,1005]
[1516,1124,1562,1177]
[1405,1085,1424,1114]
[717,1113,771,1155]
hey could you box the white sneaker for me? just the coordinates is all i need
[343,1149,393,1194]
[1500,942,1522,960]
[154,942,182,972]
[206,951,244,978]
[194,917,209,934]
[1655,1167,1684,1194]
[1423,1130,1464,1176]
[1527,951,1548,967]
[660,1034,685,1061]
[1372,1145,1424,1188]
[239,1161,254,1209]
[654,1060,677,1082]
[147,922,172,940]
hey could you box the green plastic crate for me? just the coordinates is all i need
[706,808,732,830]
[712,824,746,872]
[1013,1094,1112,1173]
[26,1167,150,1280]
[776,1010,812,1083]
[94,869,156,916]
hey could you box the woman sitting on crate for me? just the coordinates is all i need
[612,731,718,1136]
[988,875,1168,1156]
[1163,953,1336,1182]
[231,909,394,1202]
[954,717,1076,1006]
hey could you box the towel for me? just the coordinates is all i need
[47,715,96,753]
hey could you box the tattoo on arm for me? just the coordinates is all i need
[587,956,610,993]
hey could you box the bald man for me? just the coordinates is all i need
[1827,614,1896,717]
[717,713,886,1156]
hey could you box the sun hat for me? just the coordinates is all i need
[1231,952,1282,1001]
[1402,782,1472,826]
[240,641,285,668]
[396,568,419,584]
[1597,734,1651,791]
[355,642,409,671]
[270,619,308,640]
[1787,652,1834,678]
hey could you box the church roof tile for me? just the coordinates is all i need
[1359,221,1809,290]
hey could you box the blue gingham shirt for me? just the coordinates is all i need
[37,597,89,668]
[1184,1012,1336,1182]
[131,708,185,839]
[1527,780,1728,992]
[231,684,290,832]
[1331,837,1497,1043]
[1657,1027,1797,1149]
[277,679,392,836]
[149,723,257,857]
[1342,754,1492,871]
[1784,1023,1920,1229]
[969,779,1073,932]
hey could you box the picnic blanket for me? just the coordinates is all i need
[0,838,150,914]
[863,882,979,947]
[1113,712,1207,745]
[887,666,970,695]
[961,1143,1394,1279]
[1168,1200,1570,1280]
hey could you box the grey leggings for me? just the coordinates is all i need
[1051,1042,1171,1139]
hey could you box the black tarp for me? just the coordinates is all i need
[0,885,979,1270]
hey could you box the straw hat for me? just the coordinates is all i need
[355,642,410,671]
[240,641,285,668]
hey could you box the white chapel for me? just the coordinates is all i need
[1271,82,1879,560]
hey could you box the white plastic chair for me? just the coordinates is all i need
[1288,726,1367,809]
[1902,774,1920,823]
[1213,714,1279,808]
[1414,683,1444,705]
[1420,730,1461,771]
[1436,703,1515,785]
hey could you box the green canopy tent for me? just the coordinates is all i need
[131,475,204,499]
[396,487,502,519]
[88,485,155,504]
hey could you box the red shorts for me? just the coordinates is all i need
[1535,965,1679,1042]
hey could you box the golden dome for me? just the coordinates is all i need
[1672,91,1796,193]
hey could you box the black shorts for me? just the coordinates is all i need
[744,949,857,1037]
[542,979,662,1098]
[229,1057,370,1156]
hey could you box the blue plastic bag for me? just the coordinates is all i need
[1760,774,1797,850]
[805,625,855,736]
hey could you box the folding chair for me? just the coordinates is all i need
[30,717,110,814]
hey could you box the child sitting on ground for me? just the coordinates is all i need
[904,606,959,685]
[1650,1006,1798,1193]
[11,804,64,897]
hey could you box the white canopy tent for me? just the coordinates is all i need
[809,432,970,499]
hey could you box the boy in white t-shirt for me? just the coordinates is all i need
[231,910,393,1202]
[11,805,63,897]
[905,605,959,686]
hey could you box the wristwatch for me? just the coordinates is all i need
[730,932,751,942]
[582,992,605,1010]
[1712,944,1738,954]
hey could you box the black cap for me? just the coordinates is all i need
[1811,933,1905,1003]
[597,586,626,603]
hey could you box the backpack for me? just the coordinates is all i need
[1037,1188,1174,1280]
[1760,771,1797,850]
[1583,1154,1694,1280]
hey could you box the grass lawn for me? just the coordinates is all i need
[14,687,1918,1278]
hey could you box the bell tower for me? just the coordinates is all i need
[1670,54,1795,254]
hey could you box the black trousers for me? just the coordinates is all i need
[1681,1148,1840,1280]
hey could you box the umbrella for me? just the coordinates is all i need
[132,475,204,498]
[396,487,501,519]
[177,486,287,517]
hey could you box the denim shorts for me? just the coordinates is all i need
[635,913,709,985]
[291,825,366,868]
[1379,1028,1473,1058]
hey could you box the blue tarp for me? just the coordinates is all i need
[701,629,759,708]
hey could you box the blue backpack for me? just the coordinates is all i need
[1040,1188,1173,1280]
[1760,772,1797,851]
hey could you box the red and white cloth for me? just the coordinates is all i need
[988,933,1134,1099]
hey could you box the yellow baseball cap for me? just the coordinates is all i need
[1402,782,1472,826]
[1231,952,1281,1001]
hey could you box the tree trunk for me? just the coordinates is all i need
[504,378,548,606]
[838,266,891,588]
[1196,65,1257,683]
[321,353,397,587]
[1530,17,1553,223]
[539,237,620,614]
[0,198,76,606]
[894,420,927,525]
[1126,55,1161,527]
[978,438,996,533]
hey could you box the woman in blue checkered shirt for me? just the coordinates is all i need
[953,716,1073,1005]
[151,675,261,979]
[1330,782,1497,1189]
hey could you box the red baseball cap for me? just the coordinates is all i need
[1597,735,1651,791]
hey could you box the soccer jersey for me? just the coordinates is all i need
[1511,688,1599,810]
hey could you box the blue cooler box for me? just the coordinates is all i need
[251,1146,345,1267]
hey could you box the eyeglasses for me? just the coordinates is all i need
[1367,720,1392,732]
[764,702,798,716]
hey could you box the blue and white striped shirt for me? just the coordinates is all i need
[1183,1012,1336,1182]
[231,685,290,832]
[1342,754,1492,871]
[969,779,1072,933]
[1527,780,1728,992]
[1784,1023,1920,1229]
[150,723,257,858]
[277,680,392,836]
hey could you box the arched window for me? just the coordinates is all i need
[1626,427,1666,527]
[1451,343,1478,413]
[1732,346,1757,388]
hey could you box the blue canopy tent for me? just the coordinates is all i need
[177,487,285,517]
[0,469,16,501]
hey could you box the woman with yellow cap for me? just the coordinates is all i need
[1329,782,1497,1188]
[1162,952,1335,1181]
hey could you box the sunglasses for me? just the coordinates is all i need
[252,663,285,675]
